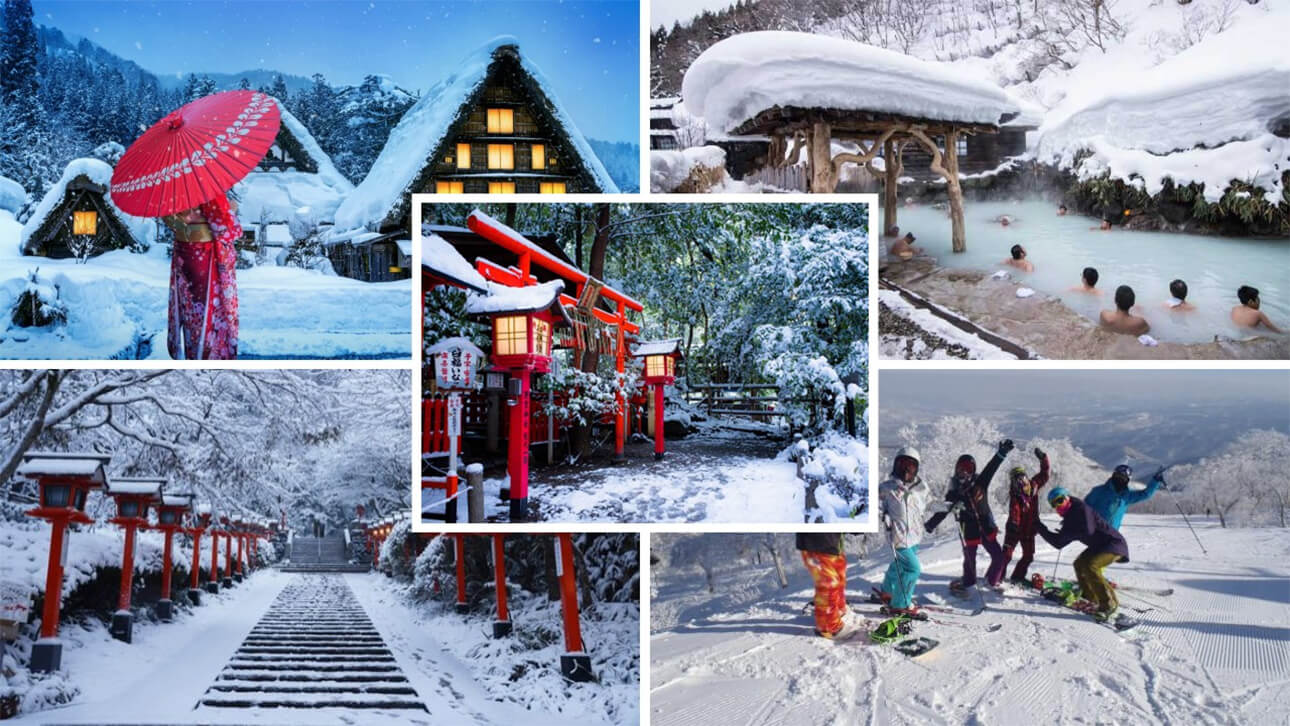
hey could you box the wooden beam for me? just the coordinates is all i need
[809,121,834,193]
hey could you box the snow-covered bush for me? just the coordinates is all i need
[790,430,870,522]
[649,146,728,193]
[537,361,641,430]
[423,287,489,358]
[9,269,67,328]
[411,534,451,601]
[378,519,415,578]
[0,175,27,214]
[88,141,124,166]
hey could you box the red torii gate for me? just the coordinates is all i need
[463,210,644,520]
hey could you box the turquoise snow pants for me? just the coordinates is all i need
[882,545,921,609]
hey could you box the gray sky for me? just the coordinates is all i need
[881,370,1289,413]
[651,0,736,29]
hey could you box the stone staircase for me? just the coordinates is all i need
[198,575,426,711]
[281,534,368,573]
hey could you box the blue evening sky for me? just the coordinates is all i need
[32,0,640,143]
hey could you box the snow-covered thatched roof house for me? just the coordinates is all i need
[20,158,155,258]
[331,36,618,241]
[232,102,353,245]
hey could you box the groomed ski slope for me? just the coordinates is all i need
[651,517,1290,725]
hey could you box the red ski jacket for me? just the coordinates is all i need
[1006,454,1050,536]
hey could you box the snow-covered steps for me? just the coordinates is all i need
[197,575,427,712]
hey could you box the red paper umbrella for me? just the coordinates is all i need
[110,90,281,218]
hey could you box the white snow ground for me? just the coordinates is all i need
[0,242,410,359]
[878,289,1018,360]
[651,517,1290,725]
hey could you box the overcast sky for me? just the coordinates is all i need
[881,370,1289,414]
[32,0,639,143]
[651,0,734,29]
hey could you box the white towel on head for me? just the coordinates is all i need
[1016,287,1035,298]
[1138,334,1158,346]
[992,270,1009,279]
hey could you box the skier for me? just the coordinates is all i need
[1084,464,1163,530]
[926,439,1015,593]
[1037,487,1130,623]
[796,533,860,640]
[878,447,930,618]
[160,194,240,359]
[1002,447,1050,584]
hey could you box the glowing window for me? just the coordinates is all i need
[539,182,566,194]
[532,144,546,170]
[456,143,471,169]
[435,181,464,194]
[494,315,528,356]
[488,182,516,194]
[486,108,514,134]
[73,210,97,235]
[487,144,514,170]
[646,355,673,378]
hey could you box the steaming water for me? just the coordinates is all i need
[885,200,1290,344]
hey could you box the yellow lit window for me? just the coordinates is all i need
[456,143,471,169]
[435,181,464,194]
[487,144,514,170]
[533,318,551,357]
[539,182,566,194]
[532,144,546,170]
[646,355,673,378]
[494,315,528,356]
[488,182,516,194]
[73,210,97,235]
[486,108,514,134]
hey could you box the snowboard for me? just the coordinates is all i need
[867,615,939,656]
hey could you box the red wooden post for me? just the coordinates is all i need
[492,534,511,637]
[115,523,138,637]
[555,533,593,682]
[507,368,531,521]
[654,383,666,459]
[236,531,245,580]
[223,527,234,586]
[154,492,192,619]
[454,534,468,614]
[106,478,162,643]
[40,516,70,638]
[208,529,221,592]
[614,301,627,462]
[189,526,204,602]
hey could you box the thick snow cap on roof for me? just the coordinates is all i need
[682,31,1019,133]
[421,229,489,293]
[104,478,165,497]
[234,102,353,228]
[633,338,683,358]
[1036,21,1290,203]
[425,336,485,359]
[333,36,617,235]
[17,451,110,481]
[20,158,156,254]
[465,279,565,316]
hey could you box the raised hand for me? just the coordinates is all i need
[1034,447,1047,460]
[999,439,1015,456]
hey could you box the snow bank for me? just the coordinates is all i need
[0,174,26,213]
[1036,21,1290,203]
[682,31,1018,133]
[334,36,616,234]
[650,146,727,192]
[19,159,156,254]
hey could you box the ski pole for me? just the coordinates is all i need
[1051,548,1062,581]
[1173,499,1208,555]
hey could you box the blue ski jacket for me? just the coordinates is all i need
[1084,477,1162,529]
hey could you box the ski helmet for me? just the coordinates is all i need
[1047,487,1070,507]
[895,447,921,465]
[1114,463,1132,478]
[955,454,976,479]
[893,447,920,479]
[1009,465,1027,479]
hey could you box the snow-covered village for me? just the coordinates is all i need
[650,0,1290,360]
[0,369,639,724]
[421,202,869,524]
[0,0,640,359]
[650,369,1290,726]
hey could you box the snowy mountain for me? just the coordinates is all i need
[588,138,641,192]
[652,525,1290,725]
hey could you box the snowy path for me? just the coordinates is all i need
[194,575,426,713]
[533,430,801,523]
[651,517,1290,725]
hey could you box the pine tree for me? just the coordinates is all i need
[239,77,251,90]
[0,0,54,190]
[269,74,289,102]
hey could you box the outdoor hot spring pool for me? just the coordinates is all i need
[884,200,1290,344]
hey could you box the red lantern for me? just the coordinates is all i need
[104,477,164,643]
[17,452,110,672]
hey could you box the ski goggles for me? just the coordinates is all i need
[1049,493,1070,509]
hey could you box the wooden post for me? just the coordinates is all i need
[454,534,468,614]
[189,527,204,604]
[883,138,900,233]
[508,367,531,521]
[810,121,834,193]
[944,130,966,253]
[208,530,220,593]
[555,533,593,682]
[492,534,511,637]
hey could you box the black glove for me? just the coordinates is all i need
[999,439,1015,456]
[1034,447,1047,460]
[925,510,948,532]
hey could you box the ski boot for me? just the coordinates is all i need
[949,579,971,598]
[881,605,929,621]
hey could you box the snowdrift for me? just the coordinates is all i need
[682,31,1019,134]
[649,146,728,192]
[1037,21,1290,203]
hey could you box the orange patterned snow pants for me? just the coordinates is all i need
[801,551,847,635]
